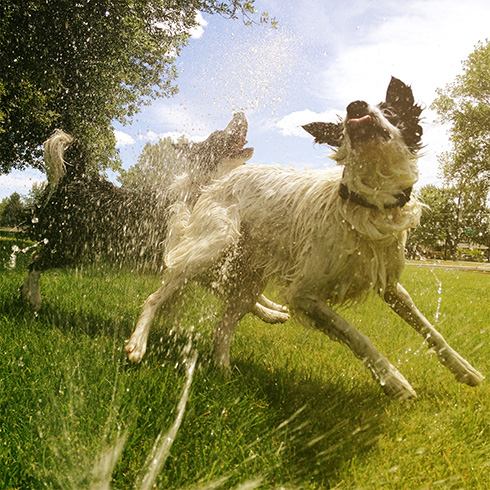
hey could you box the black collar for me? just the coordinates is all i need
[338,183,412,210]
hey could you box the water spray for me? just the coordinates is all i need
[134,352,198,490]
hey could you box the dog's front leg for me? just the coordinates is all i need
[384,283,484,387]
[126,273,183,363]
[294,297,417,400]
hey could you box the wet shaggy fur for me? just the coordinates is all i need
[126,78,483,399]
[21,114,280,316]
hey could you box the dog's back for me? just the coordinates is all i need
[167,160,418,305]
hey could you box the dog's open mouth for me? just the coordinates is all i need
[347,113,390,144]
[229,130,253,160]
[347,114,375,143]
[227,113,254,160]
[230,141,254,161]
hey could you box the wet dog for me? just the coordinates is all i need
[21,114,289,324]
[126,78,483,399]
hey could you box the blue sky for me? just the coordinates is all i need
[2,0,490,200]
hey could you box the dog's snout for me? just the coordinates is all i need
[347,100,369,120]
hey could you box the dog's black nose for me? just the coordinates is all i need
[347,100,369,119]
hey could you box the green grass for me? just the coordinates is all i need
[1,233,490,489]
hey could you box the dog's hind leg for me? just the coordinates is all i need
[252,302,289,324]
[384,283,484,387]
[252,295,290,324]
[213,270,265,368]
[259,295,289,314]
[213,300,253,369]
[20,268,42,311]
[293,297,417,400]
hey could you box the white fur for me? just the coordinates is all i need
[127,105,483,399]
[23,121,288,323]
[43,129,74,197]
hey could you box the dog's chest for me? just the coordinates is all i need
[290,227,405,304]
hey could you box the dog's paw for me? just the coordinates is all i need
[379,369,417,400]
[458,368,485,387]
[447,352,484,387]
[433,344,484,387]
[252,302,290,324]
[125,338,147,364]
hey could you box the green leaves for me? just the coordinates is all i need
[432,40,490,187]
[428,40,490,258]
[118,135,189,190]
[0,0,265,175]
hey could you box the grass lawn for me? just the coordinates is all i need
[1,232,490,489]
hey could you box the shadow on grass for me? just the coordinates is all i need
[1,263,391,488]
[231,356,389,487]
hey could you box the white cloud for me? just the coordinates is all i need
[136,129,205,144]
[189,12,208,39]
[140,101,223,136]
[292,0,490,187]
[141,130,159,142]
[0,171,46,200]
[114,130,135,147]
[158,131,205,143]
[276,109,341,138]
[314,1,490,106]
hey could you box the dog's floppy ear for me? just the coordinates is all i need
[385,77,423,152]
[302,122,344,147]
[385,77,417,113]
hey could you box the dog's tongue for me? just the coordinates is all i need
[347,114,372,125]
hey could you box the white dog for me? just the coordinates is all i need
[126,78,483,399]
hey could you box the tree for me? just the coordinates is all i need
[407,184,490,260]
[22,181,48,209]
[429,40,490,260]
[407,185,456,258]
[0,0,268,175]
[432,39,490,188]
[0,192,25,228]
[118,136,189,190]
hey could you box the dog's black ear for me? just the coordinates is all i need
[302,122,344,147]
[385,77,416,112]
[384,77,423,152]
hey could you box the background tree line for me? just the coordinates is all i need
[1,2,489,260]
[0,0,270,227]
[407,39,490,261]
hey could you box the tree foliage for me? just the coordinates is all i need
[432,39,490,187]
[0,0,265,175]
[428,39,490,260]
[407,184,490,259]
[118,136,188,190]
[0,193,26,227]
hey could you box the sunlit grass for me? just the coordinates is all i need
[1,232,490,489]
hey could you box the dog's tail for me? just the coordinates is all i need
[43,129,75,189]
